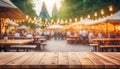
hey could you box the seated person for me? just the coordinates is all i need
[26,33,33,38]
[14,32,20,39]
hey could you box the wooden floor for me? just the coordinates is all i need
[0,52,120,68]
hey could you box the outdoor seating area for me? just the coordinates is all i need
[0,0,120,69]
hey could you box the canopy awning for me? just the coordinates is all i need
[0,0,26,19]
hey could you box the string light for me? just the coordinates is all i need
[87,15,90,18]
[69,19,72,23]
[94,12,97,17]
[75,18,77,22]
[80,17,83,21]
[101,9,104,15]
[109,5,113,12]
[26,15,29,19]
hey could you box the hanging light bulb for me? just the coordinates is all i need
[26,15,29,19]
[101,9,104,15]
[45,19,48,22]
[69,19,72,23]
[87,15,90,18]
[109,5,113,12]
[51,19,54,23]
[94,12,97,17]
[75,18,77,22]
[80,17,83,21]
[34,17,36,21]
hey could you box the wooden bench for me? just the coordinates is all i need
[10,45,37,52]
[41,42,47,50]
[89,44,99,52]
[100,45,120,52]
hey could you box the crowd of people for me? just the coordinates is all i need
[2,29,119,42]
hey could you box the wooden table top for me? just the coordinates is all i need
[0,52,120,68]
[90,38,120,41]
[0,39,34,45]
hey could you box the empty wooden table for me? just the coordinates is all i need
[0,52,120,68]
[0,39,34,51]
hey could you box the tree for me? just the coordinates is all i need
[11,0,37,18]
[58,0,120,19]
[52,3,58,21]
[39,2,50,20]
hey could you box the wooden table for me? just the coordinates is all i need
[0,39,34,45]
[66,36,80,44]
[89,38,120,52]
[0,52,120,68]
[90,38,120,45]
[0,39,34,51]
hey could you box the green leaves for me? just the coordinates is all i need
[58,0,120,19]
[11,0,37,18]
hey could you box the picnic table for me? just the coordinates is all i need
[0,39,34,51]
[0,52,120,68]
[89,38,120,52]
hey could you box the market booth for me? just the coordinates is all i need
[0,0,26,38]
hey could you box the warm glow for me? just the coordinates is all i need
[94,12,97,17]
[118,26,120,30]
[80,17,83,21]
[101,10,104,15]
[26,15,29,19]
[69,19,72,23]
[75,18,77,22]
[87,15,90,18]
[109,5,113,11]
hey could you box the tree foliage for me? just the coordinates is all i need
[11,0,37,18]
[58,0,120,19]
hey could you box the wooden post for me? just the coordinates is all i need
[0,18,2,39]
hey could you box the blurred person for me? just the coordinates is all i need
[26,33,33,38]
[66,31,71,37]
[14,31,20,39]
[88,32,94,39]
[97,32,103,38]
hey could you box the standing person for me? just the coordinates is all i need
[54,31,58,40]
[81,29,88,45]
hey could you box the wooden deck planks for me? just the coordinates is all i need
[76,52,95,68]
[85,52,117,68]
[58,52,68,68]
[40,52,58,68]
[0,52,120,68]
[95,53,120,68]
[68,52,81,68]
